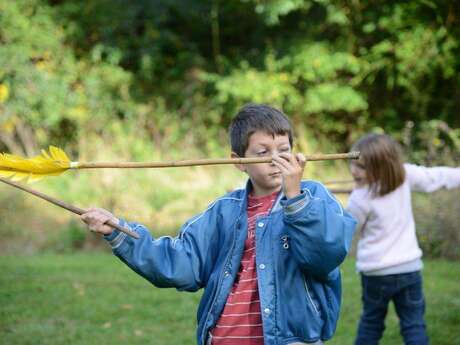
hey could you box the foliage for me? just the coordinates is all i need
[402,119,460,165]
[413,189,460,260]
[1,0,459,154]
[0,0,133,156]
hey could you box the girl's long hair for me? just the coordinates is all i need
[352,133,406,197]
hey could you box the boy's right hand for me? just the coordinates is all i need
[81,208,119,236]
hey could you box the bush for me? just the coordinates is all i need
[413,189,460,260]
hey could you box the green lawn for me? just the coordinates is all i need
[1,254,459,345]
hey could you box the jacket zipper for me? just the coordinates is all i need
[200,215,241,344]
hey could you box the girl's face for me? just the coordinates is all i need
[350,159,368,187]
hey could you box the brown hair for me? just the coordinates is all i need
[229,103,293,157]
[352,133,406,197]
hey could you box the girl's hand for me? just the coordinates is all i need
[272,153,307,198]
[81,207,119,236]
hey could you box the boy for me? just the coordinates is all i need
[82,103,356,345]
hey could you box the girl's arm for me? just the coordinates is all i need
[405,164,460,193]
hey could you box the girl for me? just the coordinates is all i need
[347,133,460,345]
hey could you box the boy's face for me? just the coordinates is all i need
[233,131,291,196]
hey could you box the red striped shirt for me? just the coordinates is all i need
[210,191,278,345]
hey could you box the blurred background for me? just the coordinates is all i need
[0,1,459,343]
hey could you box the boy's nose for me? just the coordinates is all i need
[270,152,281,165]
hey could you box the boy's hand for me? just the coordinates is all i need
[81,208,119,236]
[272,153,307,199]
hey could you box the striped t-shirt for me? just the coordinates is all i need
[210,191,278,345]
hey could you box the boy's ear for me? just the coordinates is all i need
[231,152,247,173]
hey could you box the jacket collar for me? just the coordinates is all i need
[243,179,284,213]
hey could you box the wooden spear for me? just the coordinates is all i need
[323,179,355,185]
[76,152,360,169]
[328,187,353,194]
[0,177,139,239]
[0,147,360,182]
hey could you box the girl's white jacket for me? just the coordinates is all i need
[347,164,460,274]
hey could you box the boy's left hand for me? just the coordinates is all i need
[81,207,119,236]
[272,153,307,199]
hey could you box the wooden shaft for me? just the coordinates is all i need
[328,188,353,194]
[76,151,360,169]
[0,177,139,239]
[323,179,355,185]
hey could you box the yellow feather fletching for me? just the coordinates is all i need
[0,146,72,182]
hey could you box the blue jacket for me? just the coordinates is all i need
[105,180,356,345]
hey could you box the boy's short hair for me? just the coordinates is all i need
[229,103,294,157]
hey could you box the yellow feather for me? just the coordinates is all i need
[40,149,50,160]
[54,146,70,162]
[0,170,15,178]
[0,146,71,182]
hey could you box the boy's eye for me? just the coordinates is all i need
[279,148,290,153]
[257,150,268,156]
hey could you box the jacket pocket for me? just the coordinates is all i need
[304,276,321,317]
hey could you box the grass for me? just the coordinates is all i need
[1,254,459,345]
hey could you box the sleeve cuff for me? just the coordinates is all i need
[280,190,310,216]
[104,219,129,249]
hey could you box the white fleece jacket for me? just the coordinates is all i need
[347,163,460,274]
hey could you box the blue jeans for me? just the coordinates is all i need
[354,271,429,345]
